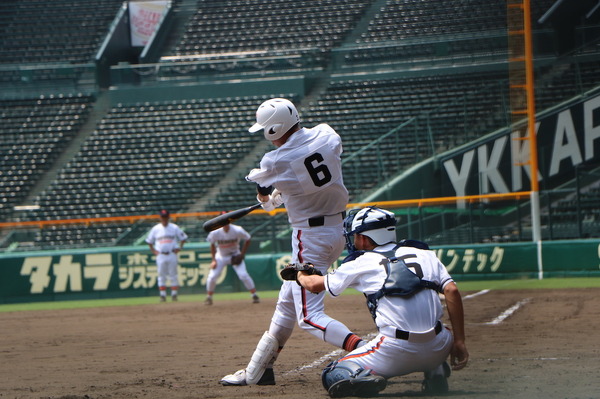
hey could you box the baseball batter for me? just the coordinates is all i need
[296,207,469,397]
[221,98,364,387]
[205,223,259,305]
[146,209,188,302]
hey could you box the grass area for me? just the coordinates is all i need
[456,276,600,291]
[0,291,282,313]
[1,277,599,313]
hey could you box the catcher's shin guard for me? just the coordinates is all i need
[322,360,387,398]
[246,331,279,385]
[422,361,451,395]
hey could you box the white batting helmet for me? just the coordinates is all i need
[249,98,300,141]
[345,206,397,247]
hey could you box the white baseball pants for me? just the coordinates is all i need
[206,252,256,293]
[336,327,453,379]
[270,225,360,350]
[157,252,179,288]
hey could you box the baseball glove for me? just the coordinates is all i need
[231,254,244,265]
[280,262,322,281]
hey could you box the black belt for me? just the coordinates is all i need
[395,320,442,340]
[161,251,171,255]
[308,211,347,227]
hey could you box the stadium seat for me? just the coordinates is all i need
[0,94,94,221]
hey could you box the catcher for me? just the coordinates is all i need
[282,206,469,398]
[205,222,259,305]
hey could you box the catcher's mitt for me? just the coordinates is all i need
[280,262,322,281]
[231,254,244,265]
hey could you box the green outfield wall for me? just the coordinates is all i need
[1,240,599,303]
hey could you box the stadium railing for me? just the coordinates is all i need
[2,174,600,253]
[109,48,327,87]
[0,63,97,98]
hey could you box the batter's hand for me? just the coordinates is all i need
[210,260,217,270]
[450,340,469,370]
[257,189,283,212]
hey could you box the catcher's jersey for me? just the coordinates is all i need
[246,124,349,227]
[206,224,251,257]
[146,223,188,253]
[325,243,454,333]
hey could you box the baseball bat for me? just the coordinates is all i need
[202,203,263,232]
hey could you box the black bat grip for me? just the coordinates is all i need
[202,203,263,232]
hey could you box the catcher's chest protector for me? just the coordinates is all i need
[365,243,441,321]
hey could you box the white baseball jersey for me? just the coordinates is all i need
[206,224,251,257]
[325,243,454,333]
[145,223,188,253]
[246,124,349,227]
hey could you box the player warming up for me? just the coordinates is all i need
[220,98,364,386]
[288,206,469,398]
[205,222,259,305]
[146,209,188,302]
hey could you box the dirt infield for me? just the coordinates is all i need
[2,287,599,399]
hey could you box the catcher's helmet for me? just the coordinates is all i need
[249,98,300,141]
[344,206,396,253]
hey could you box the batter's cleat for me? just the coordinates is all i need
[171,295,178,302]
[221,369,247,386]
[204,297,213,306]
[159,296,166,303]
[327,374,387,398]
[252,294,260,304]
[220,368,276,386]
[421,362,451,395]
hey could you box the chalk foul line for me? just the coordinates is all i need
[462,289,530,326]
[485,298,531,325]
[463,289,491,300]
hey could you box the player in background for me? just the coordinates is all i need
[221,98,364,387]
[295,206,469,398]
[146,209,188,302]
[205,222,259,305]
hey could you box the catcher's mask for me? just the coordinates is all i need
[343,208,362,254]
[344,206,396,254]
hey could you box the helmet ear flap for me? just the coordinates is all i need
[249,98,299,141]
[265,124,284,139]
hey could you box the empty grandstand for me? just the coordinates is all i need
[1,0,600,253]
[0,0,123,65]
[170,0,371,56]
[0,94,93,221]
